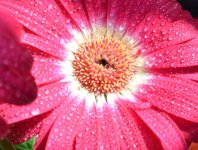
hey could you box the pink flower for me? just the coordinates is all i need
[0,13,37,139]
[0,0,198,149]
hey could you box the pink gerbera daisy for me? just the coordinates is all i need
[0,0,198,149]
[0,13,37,139]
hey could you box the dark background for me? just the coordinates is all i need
[178,0,198,18]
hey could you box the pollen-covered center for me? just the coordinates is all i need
[72,37,135,95]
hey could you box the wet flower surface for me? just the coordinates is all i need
[0,13,37,139]
[0,0,198,149]
[0,13,37,105]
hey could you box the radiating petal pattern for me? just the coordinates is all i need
[136,109,187,150]
[113,103,148,149]
[170,115,198,145]
[59,0,91,33]
[30,55,65,85]
[144,38,198,68]
[75,105,99,149]
[46,100,85,149]
[22,33,68,59]
[117,100,163,149]
[0,1,72,41]
[136,76,198,122]
[7,112,50,144]
[0,0,197,149]
[0,82,70,124]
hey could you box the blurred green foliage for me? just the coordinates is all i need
[0,137,36,150]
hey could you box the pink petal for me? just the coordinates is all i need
[75,105,98,149]
[125,1,177,34]
[170,115,198,144]
[135,18,196,52]
[143,19,198,55]
[144,38,198,68]
[107,0,156,37]
[128,1,192,46]
[34,106,66,150]
[0,1,72,41]
[84,0,108,31]
[0,117,9,139]
[118,100,163,149]
[35,133,49,150]
[113,102,147,149]
[0,12,23,40]
[22,33,67,59]
[0,26,32,73]
[43,0,85,32]
[96,105,120,149]
[46,100,85,149]
[7,112,49,144]
[31,55,64,85]
[133,114,163,150]
[136,109,187,150]
[110,0,138,37]
[136,76,198,122]
[59,0,91,32]
[0,67,37,105]
[0,13,37,105]
[0,82,70,124]
[37,0,83,36]
[174,72,198,81]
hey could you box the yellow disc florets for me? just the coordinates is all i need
[72,37,136,95]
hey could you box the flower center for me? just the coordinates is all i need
[72,37,135,95]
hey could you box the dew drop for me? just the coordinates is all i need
[52,25,57,30]
[31,109,40,116]
[48,4,53,9]
[45,90,49,94]
[161,31,166,35]
[66,18,71,24]
[144,35,148,39]
[119,26,124,31]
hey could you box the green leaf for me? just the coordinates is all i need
[0,139,15,150]
[14,137,36,150]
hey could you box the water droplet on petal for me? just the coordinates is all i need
[31,109,40,116]
[66,19,71,24]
